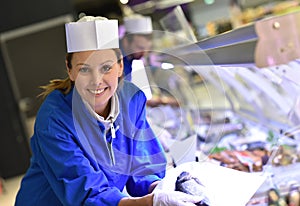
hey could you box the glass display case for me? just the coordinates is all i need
[146,9,300,205]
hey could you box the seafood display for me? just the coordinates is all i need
[208,148,268,172]
[146,51,300,205]
[207,144,300,173]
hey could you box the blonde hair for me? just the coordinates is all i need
[38,77,73,99]
[38,49,122,99]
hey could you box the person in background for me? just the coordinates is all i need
[14,16,203,206]
[120,15,153,81]
[120,14,179,107]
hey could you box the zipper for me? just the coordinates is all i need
[107,118,116,165]
[110,118,116,139]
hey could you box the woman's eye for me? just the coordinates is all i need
[79,67,90,73]
[100,65,112,74]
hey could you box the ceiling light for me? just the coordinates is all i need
[120,0,129,5]
[204,0,215,5]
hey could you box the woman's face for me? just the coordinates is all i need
[68,49,123,116]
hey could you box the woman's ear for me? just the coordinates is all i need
[118,59,124,77]
[66,60,75,81]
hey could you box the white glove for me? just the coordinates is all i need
[153,190,204,206]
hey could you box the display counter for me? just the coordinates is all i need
[146,10,300,206]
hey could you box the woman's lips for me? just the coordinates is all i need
[88,88,106,95]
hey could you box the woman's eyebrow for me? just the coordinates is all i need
[75,60,116,68]
[100,60,114,65]
[76,63,90,67]
[97,60,118,67]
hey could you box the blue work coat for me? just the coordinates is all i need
[123,54,133,81]
[120,41,133,81]
[15,81,166,206]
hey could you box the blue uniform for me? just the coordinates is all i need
[15,81,167,206]
[123,55,133,81]
[120,41,133,81]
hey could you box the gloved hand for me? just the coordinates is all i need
[153,190,204,206]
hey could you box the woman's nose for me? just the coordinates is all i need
[91,71,104,85]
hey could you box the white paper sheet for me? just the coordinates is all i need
[169,134,197,166]
[156,161,266,206]
[131,60,152,100]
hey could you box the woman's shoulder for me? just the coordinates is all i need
[44,89,72,109]
[118,80,146,101]
[32,89,75,141]
[36,89,73,124]
[117,81,147,118]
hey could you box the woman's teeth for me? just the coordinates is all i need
[89,88,105,94]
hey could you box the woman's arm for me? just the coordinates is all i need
[118,180,160,206]
[118,193,153,206]
[149,180,160,193]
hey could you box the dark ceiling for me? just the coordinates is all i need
[73,0,123,19]
[72,0,192,23]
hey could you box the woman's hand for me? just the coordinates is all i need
[153,190,204,206]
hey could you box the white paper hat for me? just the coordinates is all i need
[65,16,119,53]
[124,15,153,34]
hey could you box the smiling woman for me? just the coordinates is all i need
[14,15,203,206]
[13,16,169,206]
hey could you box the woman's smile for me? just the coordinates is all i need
[88,87,106,96]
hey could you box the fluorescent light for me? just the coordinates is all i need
[161,62,175,70]
[204,0,215,5]
[120,0,129,4]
